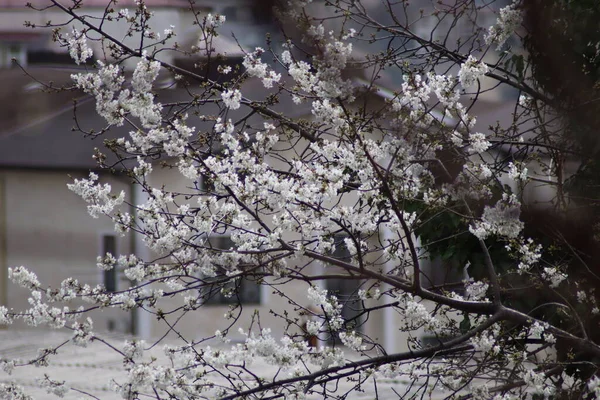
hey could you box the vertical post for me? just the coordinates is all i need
[382,225,395,353]
[0,174,7,319]
[132,183,152,340]
[128,179,137,336]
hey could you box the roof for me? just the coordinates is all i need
[0,65,312,170]
[0,67,79,139]
[0,66,125,170]
[0,0,191,8]
[0,66,180,170]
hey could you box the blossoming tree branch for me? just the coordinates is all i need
[2,0,600,398]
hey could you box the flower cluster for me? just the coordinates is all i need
[470,194,523,239]
[338,331,365,351]
[8,266,41,291]
[458,55,489,88]
[71,54,162,131]
[507,162,528,181]
[123,340,146,362]
[395,293,440,331]
[281,29,354,100]
[541,266,567,289]
[38,374,69,398]
[470,325,501,354]
[529,321,556,344]
[67,172,125,219]
[468,132,491,154]
[242,48,281,88]
[221,89,242,110]
[65,28,93,65]
[485,1,522,49]
[205,13,226,29]
[72,318,94,347]
[307,286,344,332]
[465,280,489,301]
[515,238,543,273]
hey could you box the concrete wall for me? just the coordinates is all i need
[137,165,316,342]
[0,165,457,354]
[139,150,396,348]
[0,169,132,333]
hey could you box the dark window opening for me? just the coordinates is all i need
[102,234,117,293]
[27,50,95,66]
[325,235,364,343]
[203,236,261,305]
[28,51,71,65]
[420,257,467,294]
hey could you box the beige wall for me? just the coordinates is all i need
[140,166,315,342]
[0,166,449,353]
[1,169,132,332]
[142,161,395,348]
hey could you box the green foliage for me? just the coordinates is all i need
[406,200,506,289]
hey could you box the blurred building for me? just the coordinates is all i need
[0,0,276,336]
[0,0,529,357]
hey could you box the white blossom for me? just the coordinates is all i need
[67,173,125,218]
[164,25,175,37]
[470,194,523,239]
[458,55,489,88]
[0,360,15,375]
[465,280,489,301]
[471,331,500,354]
[523,368,555,398]
[516,238,543,273]
[281,50,293,65]
[507,162,528,181]
[72,318,94,347]
[66,28,93,65]
[519,94,533,108]
[8,266,40,290]
[468,132,491,153]
[395,293,440,331]
[218,65,232,74]
[123,340,146,361]
[338,331,365,351]
[0,306,11,325]
[133,156,153,177]
[485,1,522,49]
[589,376,600,398]
[222,89,242,110]
[243,48,281,88]
[307,286,344,331]
[205,13,226,28]
[542,266,567,288]
[0,383,32,400]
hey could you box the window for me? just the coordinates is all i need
[27,50,75,66]
[420,257,467,293]
[199,172,215,194]
[199,138,253,194]
[0,43,26,68]
[418,255,468,348]
[203,236,261,305]
[221,5,271,24]
[101,234,118,293]
[325,235,363,336]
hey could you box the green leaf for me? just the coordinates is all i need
[459,314,471,334]
[512,54,525,80]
